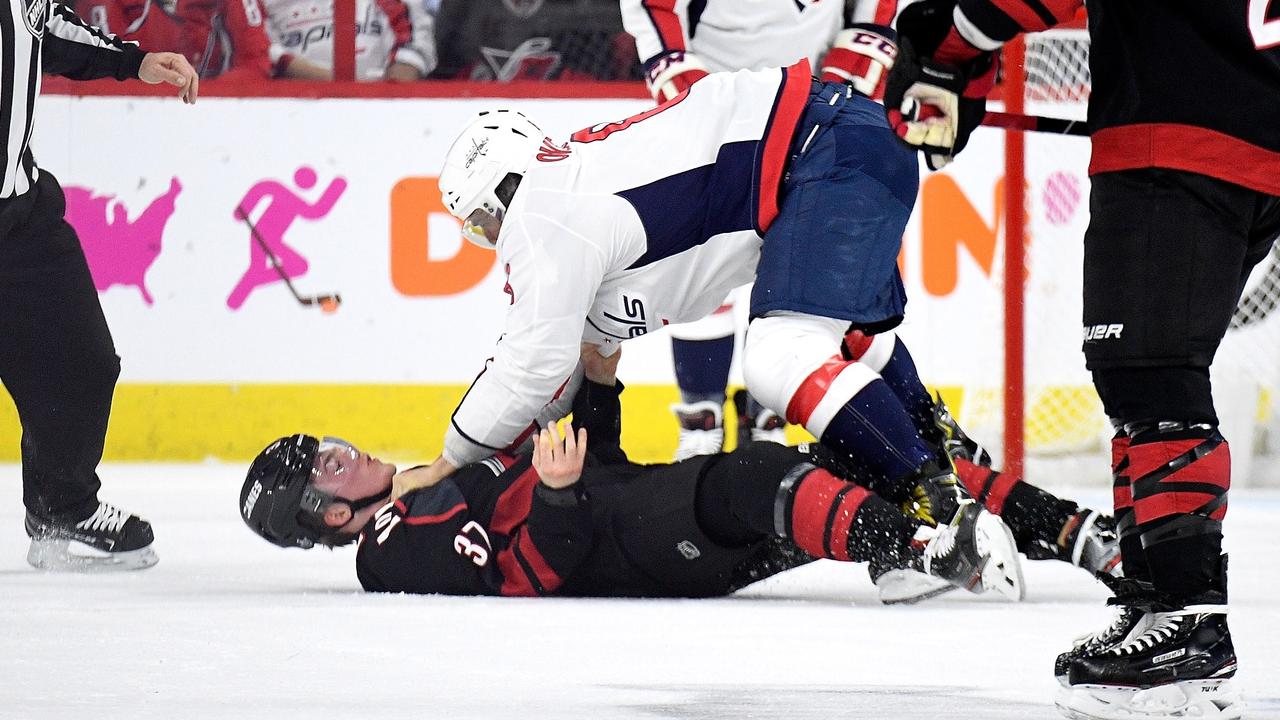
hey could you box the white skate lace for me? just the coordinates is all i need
[923,523,957,566]
[674,427,725,461]
[76,503,129,535]
[1106,612,1183,656]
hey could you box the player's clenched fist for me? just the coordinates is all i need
[533,423,588,489]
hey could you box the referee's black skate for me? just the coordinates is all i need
[26,501,158,572]
[1056,604,1241,720]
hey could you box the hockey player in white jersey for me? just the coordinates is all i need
[622,0,901,458]
[398,60,1024,601]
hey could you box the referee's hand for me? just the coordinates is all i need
[139,53,200,105]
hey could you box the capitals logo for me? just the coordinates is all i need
[536,137,571,163]
[464,138,489,169]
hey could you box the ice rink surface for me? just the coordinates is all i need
[2,464,1278,720]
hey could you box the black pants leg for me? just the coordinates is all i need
[0,172,120,519]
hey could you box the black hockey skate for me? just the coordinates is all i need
[26,502,158,572]
[904,463,1023,600]
[1028,509,1123,579]
[931,393,993,468]
[1054,576,1157,685]
[1057,605,1241,720]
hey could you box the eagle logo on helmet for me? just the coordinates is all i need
[464,138,489,169]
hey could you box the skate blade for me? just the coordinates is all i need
[973,510,1025,601]
[875,569,958,605]
[1055,679,1244,720]
[27,539,159,573]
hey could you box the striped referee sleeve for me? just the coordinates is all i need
[42,2,144,81]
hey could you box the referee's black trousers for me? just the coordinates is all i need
[0,171,120,520]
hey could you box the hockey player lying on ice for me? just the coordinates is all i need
[240,345,1118,603]
[388,59,1117,600]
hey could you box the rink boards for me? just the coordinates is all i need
[4,93,1091,463]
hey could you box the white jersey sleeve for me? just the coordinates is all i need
[442,192,638,467]
[620,0,691,65]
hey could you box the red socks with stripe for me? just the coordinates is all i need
[786,467,919,577]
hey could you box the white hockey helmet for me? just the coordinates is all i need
[439,109,543,247]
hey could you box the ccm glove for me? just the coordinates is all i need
[644,50,710,103]
[820,23,898,100]
[884,0,997,169]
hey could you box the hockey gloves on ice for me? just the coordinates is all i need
[884,0,997,170]
[644,50,710,104]
[820,23,898,100]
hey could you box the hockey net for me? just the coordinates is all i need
[956,27,1280,486]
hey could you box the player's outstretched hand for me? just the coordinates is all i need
[391,457,456,500]
[139,52,199,105]
[533,422,587,489]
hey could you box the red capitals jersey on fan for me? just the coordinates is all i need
[952,0,1280,195]
[262,0,435,80]
[78,0,273,79]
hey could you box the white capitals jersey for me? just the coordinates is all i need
[621,0,897,72]
[262,0,435,79]
[442,60,814,468]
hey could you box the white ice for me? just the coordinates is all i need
[2,465,1278,720]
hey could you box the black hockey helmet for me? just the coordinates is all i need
[240,434,328,549]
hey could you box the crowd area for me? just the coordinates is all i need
[72,0,645,83]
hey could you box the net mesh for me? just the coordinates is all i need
[956,29,1280,485]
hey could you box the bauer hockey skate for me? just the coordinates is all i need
[26,501,157,572]
[879,464,1024,603]
[1056,605,1241,720]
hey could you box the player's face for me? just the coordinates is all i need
[309,437,396,500]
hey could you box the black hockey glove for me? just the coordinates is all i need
[884,0,997,170]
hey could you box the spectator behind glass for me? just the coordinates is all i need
[78,0,276,80]
[429,0,640,81]
[263,0,437,81]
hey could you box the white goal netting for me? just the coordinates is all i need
[956,29,1280,487]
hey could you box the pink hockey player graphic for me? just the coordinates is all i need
[65,178,182,305]
[228,167,347,310]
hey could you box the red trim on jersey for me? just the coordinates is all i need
[1091,124,1280,197]
[788,468,846,559]
[401,502,467,525]
[515,528,563,591]
[490,467,538,536]
[496,531,538,596]
[784,354,848,426]
[641,0,687,53]
[756,59,813,234]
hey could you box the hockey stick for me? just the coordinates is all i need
[982,111,1089,137]
[234,205,342,313]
